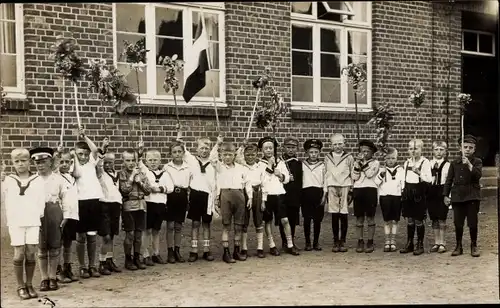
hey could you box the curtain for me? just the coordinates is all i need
[0,3,16,54]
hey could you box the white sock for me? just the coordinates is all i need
[257,232,264,250]
[99,253,107,262]
[265,223,275,248]
[106,252,113,259]
[384,223,391,244]
[203,240,210,252]
[242,232,248,250]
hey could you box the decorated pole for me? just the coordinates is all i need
[409,86,426,139]
[342,63,367,144]
[60,78,66,145]
[368,102,395,160]
[160,54,184,129]
[246,68,270,140]
[0,81,6,168]
[457,93,472,157]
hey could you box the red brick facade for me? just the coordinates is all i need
[0,1,496,169]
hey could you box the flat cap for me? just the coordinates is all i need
[304,139,323,151]
[29,147,54,161]
[358,139,377,153]
[283,137,299,146]
[258,136,278,149]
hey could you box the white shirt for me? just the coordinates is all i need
[2,174,45,227]
[74,155,104,200]
[324,151,354,188]
[302,160,325,189]
[163,161,192,188]
[261,159,290,198]
[353,159,380,189]
[139,162,174,204]
[183,149,216,215]
[40,172,75,220]
[375,165,404,196]
[59,172,80,220]
[403,157,433,186]
[243,161,267,187]
[98,170,123,204]
[429,158,450,186]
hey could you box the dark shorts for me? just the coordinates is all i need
[122,210,146,232]
[301,187,325,221]
[99,202,121,237]
[39,202,63,250]
[263,194,287,226]
[220,189,246,226]
[166,187,188,223]
[187,189,213,224]
[77,199,102,233]
[243,187,264,231]
[146,202,166,230]
[379,195,402,222]
[61,219,78,242]
[402,183,428,221]
[427,185,449,221]
[353,187,378,218]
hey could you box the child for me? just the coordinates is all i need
[73,128,105,278]
[352,140,380,253]
[400,139,433,255]
[96,151,124,274]
[302,139,326,251]
[443,135,482,257]
[163,141,192,264]
[32,147,75,292]
[178,131,217,262]
[138,147,174,266]
[236,142,267,259]
[119,148,153,270]
[428,141,451,253]
[54,148,80,282]
[211,137,253,263]
[2,149,45,299]
[258,136,299,256]
[375,147,404,252]
[324,134,354,252]
[281,137,303,251]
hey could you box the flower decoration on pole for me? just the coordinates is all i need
[246,67,271,140]
[255,87,287,158]
[367,102,395,158]
[0,81,6,113]
[159,54,185,128]
[342,62,367,143]
[408,85,426,137]
[457,93,472,156]
[120,38,149,142]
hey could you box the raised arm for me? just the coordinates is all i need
[71,150,82,179]
[79,128,99,160]
[235,145,246,165]
[364,160,380,179]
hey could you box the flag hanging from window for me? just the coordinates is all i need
[182,14,209,103]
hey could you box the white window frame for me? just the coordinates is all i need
[461,29,495,57]
[291,2,372,112]
[1,3,25,99]
[112,2,226,107]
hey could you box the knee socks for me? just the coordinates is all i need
[265,223,276,248]
[222,228,229,248]
[13,258,25,288]
[124,233,133,256]
[87,235,97,268]
[281,219,294,248]
[142,231,151,258]
[48,248,61,279]
[340,214,348,241]
[202,223,211,252]
[279,223,286,245]
[63,241,72,264]
[190,222,200,253]
[133,231,142,255]
[167,222,175,249]
[76,235,86,268]
[38,249,49,280]
[470,227,478,244]
[304,218,312,244]
[241,232,248,250]
[331,213,340,241]
[384,223,391,244]
[174,222,183,248]
[152,231,160,255]
[256,228,264,250]
[313,219,321,245]
[25,256,36,286]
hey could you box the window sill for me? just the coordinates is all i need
[2,93,30,111]
[125,103,232,118]
[290,105,372,121]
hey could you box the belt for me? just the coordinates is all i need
[221,188,243,191]
[174,187,188,193]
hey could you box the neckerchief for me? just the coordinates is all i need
[60,173,75,186]
[326,151,351,166]
[8,174,39,196]
[151,169,165,183]
[105,170,119,186]
[431,160,447,185]
[303,159,323,171]
[197,158,211,174]
[385,165,400,182]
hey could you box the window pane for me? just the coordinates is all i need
[292,2,312,14]
[321,54,340,78]
[324,2,342,10]
[192,12,219,41]
[321,79,341,103]
[208,42,219,69]
[0,3,16,20]
[320,28,341,53]
[156,66,184,96]
[346,1,368,23]
[0,54,16,87]
[116,33,147,63]
[348,82,367,105]
[292,77,313,102]
[292,25,312,50]
[157,37,183,65]
[479,34,493,54]
[463,31,477,51]
[317,2,343,22]
[117,63,147,94]
[116,4,145,33]
[292,51,313,76]
[347,31,367,55]
[0,21,16,54]
[156,7,182,37]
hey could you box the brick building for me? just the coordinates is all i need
[0,1,498,168]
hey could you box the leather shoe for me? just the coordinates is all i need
[49,279,59,291]
[26,285,38,298]
[17,286,30,300]
[40,280,50,292]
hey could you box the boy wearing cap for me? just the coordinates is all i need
[324,134,354,252]
[32,147,76,292]
[73,128,105,278]
[444,135,482,257]
[211,137,253,263]
[302,139,326,251]
[259,136,299,256]
[428,141,451,253]
[281,137,303,250]
[400,139,433,256]
[2,149,45,299]
[352,140,380,253]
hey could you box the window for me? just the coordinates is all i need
[291,2,371,111]
[113,3,225,106]
[0,3,24,98]
[462,30,495,57]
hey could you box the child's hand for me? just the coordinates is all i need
[261,200,266,211]
[246,198,252,210]
[411,165,420,175]
[268,156,275,166]
[78,126,86,137]
[242,138,249,147]
[320,193,327,206]
[379,168,386,178]
[444,196,451,206]
[60,218,68,229]
[175,123,181,131]
[102,137,110,149]
[216,135,224,145]
[56,144,64,154]
[70,150,76,158]
[273,168,281,178]
[176,129,183,142]
[356,153,363,161]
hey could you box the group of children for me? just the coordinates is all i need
[1,128,484,300]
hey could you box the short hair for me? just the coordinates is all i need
[75,141,90,151]
[409,139,424,148]
[170,141,185,152]
[103,152,116,161]
[145,149,161,158]
[244,144,258,153]
[385,147,398,156]
[10,148,30,160]
[197,138,212,148]
[59,149,73,159]
[432,141,447,149]
[330,133,345,143]
[122,148,136,158]
[220,142,236,153]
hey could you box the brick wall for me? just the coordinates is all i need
[0,2,473,170]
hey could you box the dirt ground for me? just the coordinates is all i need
[1,196,499,307]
